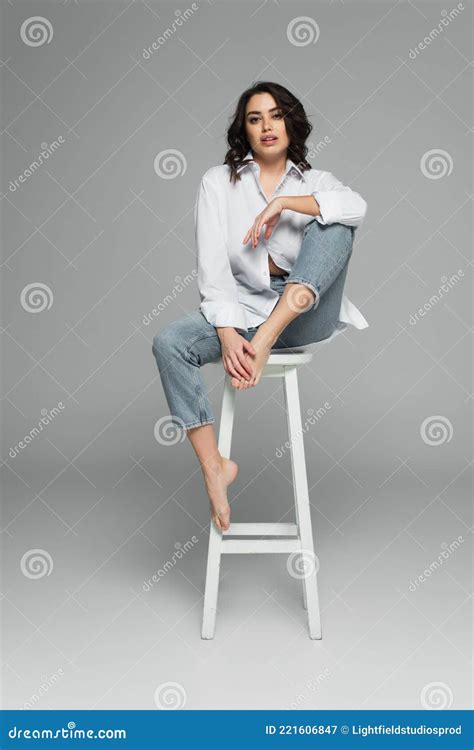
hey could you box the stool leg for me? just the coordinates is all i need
[283,366,322,639]
[282,378,308,612]
[201,376,236,639]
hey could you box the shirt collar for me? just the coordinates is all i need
[236,149,305,178]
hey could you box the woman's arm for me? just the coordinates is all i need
[306,169,368,228]
[195,171,248,330]
[243,170,367,248]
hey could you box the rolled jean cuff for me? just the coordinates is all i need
[284,277,320,311]
[183,417,215,431]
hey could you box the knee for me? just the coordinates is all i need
[307,219,354,249]
[152,322,180,360]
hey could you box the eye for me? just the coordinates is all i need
[273,112,283,119]
[248,116,259,124]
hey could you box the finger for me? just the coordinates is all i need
[228,354,248,380]
[225,356,240,380]
[230,353,251,379]
[264,223,274,240]
[236,351,254,378]
[242,339,256,355]
[254,223,262,248]
[251,223,257,248]
[242,228,251,245]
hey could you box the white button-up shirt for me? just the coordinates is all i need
[194,150,369,332]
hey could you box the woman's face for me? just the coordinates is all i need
[244,92,290,160]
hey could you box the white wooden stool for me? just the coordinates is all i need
[201,342,334,641]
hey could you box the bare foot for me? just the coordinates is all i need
[202,456,238,532]
[231,325,275,389]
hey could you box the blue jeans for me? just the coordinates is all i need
[152,220,354,430]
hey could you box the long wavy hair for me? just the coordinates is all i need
[224,81,313,183]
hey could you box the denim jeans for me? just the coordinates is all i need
[152,219,354,430]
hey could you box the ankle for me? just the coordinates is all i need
[256,322,278,347]
[201,455,224,475]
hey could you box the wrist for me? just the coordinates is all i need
[216,326,236,337]
[274,196,286,212]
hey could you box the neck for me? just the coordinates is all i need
[251,150,287,176]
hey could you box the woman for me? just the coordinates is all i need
[152,81,368,533]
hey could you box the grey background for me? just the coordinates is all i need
[1,0,472,711]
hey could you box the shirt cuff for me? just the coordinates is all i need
[200,301,248,331]
[311,191,341,225]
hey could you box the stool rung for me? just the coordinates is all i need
[223,523,298,537]
[221,538,301,554]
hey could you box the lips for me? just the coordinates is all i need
[261,135,278,143]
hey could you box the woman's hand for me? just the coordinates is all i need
[243,198,284,249]
[217,328,256,381]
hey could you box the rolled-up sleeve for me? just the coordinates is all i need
[195,172,248,330]
[310,170,367,228]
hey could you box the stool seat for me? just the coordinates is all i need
[266,349,313,366]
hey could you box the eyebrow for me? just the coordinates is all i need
[246,106,282,116]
